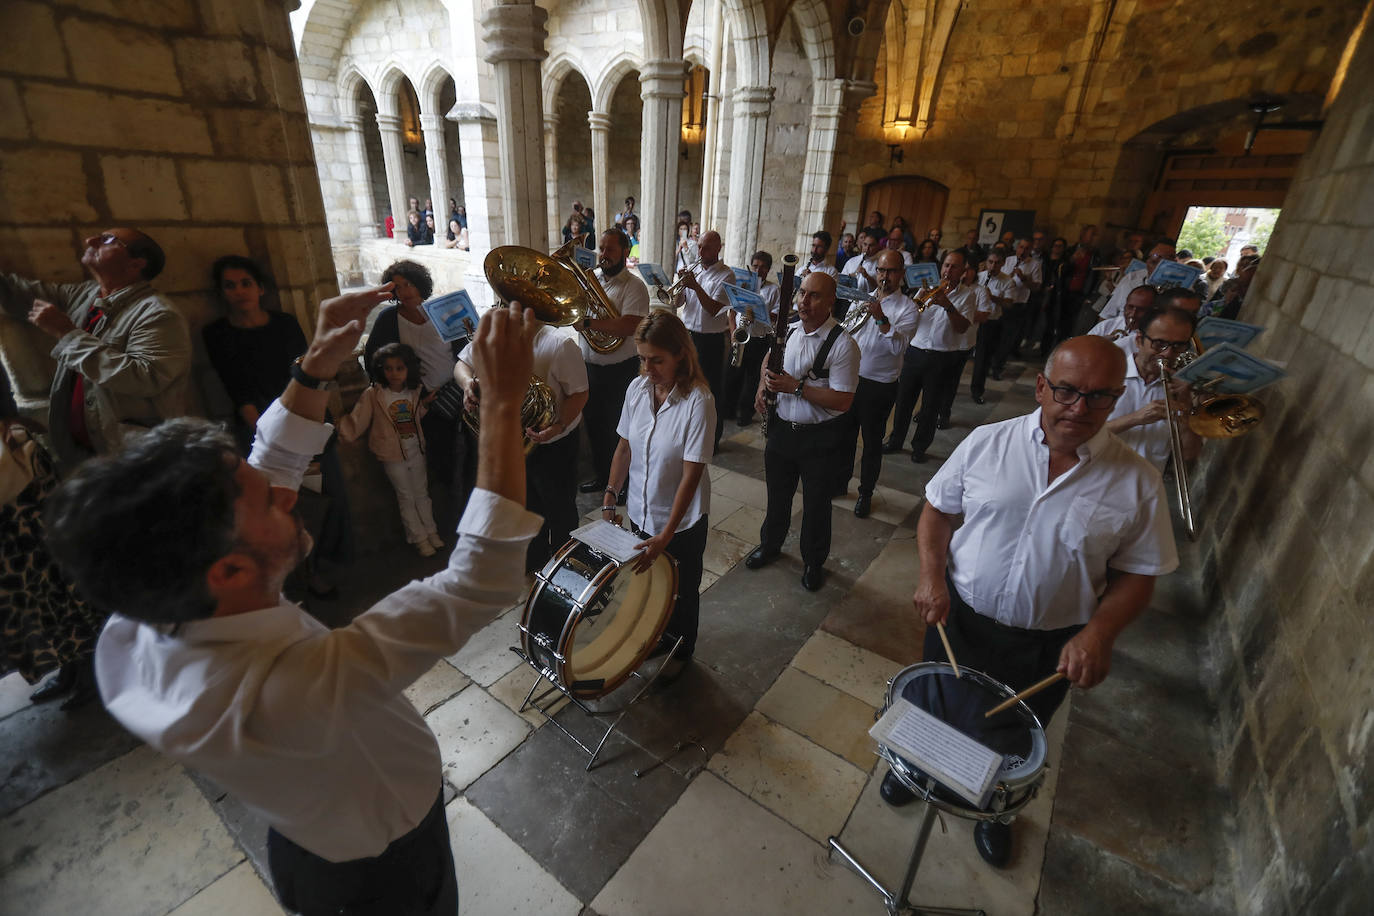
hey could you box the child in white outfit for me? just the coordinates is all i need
[339,343,443,557]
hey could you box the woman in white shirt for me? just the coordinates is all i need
[603,312,716,678]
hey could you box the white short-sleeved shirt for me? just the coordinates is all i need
[1106,355,1170,471]
[978,269,1017,322]
[776,316,859,424]
[1004,255,1043,304]
[912,283,986,352]
[396,313,455,390]
[925,409,1178,630]
[533,325,589,443]
[1099,268,1148,318]
[800,260,837,280]
[616,375,715,535]
[852,291,919,383]
[678,260,735,334]
[582,267,651,365]
[1088,314,1127,338]
[841,255,880,295]
[745,281,781,338]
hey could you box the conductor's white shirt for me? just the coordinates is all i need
[678,260,735,334]
[925,409,1178,631]
[852,291,920,383]
[775,316,858,424]
[617,375,715,534]
[582,266,650,365]
[94,400,541,862]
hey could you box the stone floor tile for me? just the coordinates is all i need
[707,710,867,842]
[447,797,582,915]
[710,502,765,544]
[0,746,243,916]
[790,629,899,708]
[0,671,33,720]
[708,466,771,510]
[446,602,526,687]
[701,526,753,577]
[591,772,872,915]
[699,569,720,592]
[426,685,531,791]
[488,662,569,727]
[866,482,924,527]
[832,707,1069,916]
[465,722,691,903]
[756,667,880,769]
[405,658,472,716]
[820,526,925,666]
[166,861,283,915]
[705,492,742,523]
[0,698,142,818]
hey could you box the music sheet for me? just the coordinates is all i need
[870,698,1003,809]
[570,520,645,564]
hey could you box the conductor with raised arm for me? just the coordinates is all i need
[46,291,545,915]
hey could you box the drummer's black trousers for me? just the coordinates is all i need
[924,577,1083,725]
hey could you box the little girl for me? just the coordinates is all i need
[339,343,443,557]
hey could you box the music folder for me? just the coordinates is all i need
[870,698,1003,809]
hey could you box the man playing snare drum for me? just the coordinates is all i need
[885,335,1178,868]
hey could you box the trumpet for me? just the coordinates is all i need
[656,256,702,304]
[912,278,954,312]
[839,292,880,335]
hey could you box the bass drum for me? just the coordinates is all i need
[520,538,678,700]
[878,662,1048,820]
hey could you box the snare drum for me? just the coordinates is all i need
[877,662,1047,820]
[521,538,678,700]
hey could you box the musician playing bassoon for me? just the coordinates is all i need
[887,335,1178,869]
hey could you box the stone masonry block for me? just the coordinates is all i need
[100,154,188,221]
[0,79,28,140]
[174,37,260,103]
[63,18,180,95]
[207,107,298,161]
[63,0,198,30]
[1030,72,1071,100]
[152,226,248,295]
[1,1,68,79]
[257,46,307,115]
[181,160,270,223]
[1,149,97,223]
[194,0,266,40]
[0,228,82,282]
[23,84,213,154]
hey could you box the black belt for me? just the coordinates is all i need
[772,412,847,432]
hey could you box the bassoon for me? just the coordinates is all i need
[761,254,798,437]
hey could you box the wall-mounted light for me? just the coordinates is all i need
[888,144,903,166]
[884,120,910,167]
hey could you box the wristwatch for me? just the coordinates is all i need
[580,317,592,331]
[793,380,805,396]
[290,356,336,392]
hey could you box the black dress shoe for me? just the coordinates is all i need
[974,820,1013,868]
[801,565,825,591]
[879,771,916,807]
[881,439,901,454]
[910,451,929,464]
[578,479,607,494]
[745,547,779,570]
[30,665,77,703]
[972,394,986,405]
[854,494,871,518]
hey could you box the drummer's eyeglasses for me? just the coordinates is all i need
[1043,378,1123,410]
[1142,334,1192,352]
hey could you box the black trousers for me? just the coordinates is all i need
[691,330,727,447]
[722,336,770,423]
[891,347,962,454]
[525,431,580,571]
[970,319,1003,399]
[637,515,709,658]
[267,789,457,916]
[993,303,1029,370]
[939,348,973,419]
[760,416,844,566]
[923,575,1083,725]
[838,377,898,496]
[583,357,640,485]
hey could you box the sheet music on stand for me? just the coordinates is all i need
[870,698,1003,809]
[570,520,645,565]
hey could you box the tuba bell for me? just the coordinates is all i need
[460,375,558,456]
[484,238,626,355]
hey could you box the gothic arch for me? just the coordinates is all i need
[338,63,371,112]
[544,52,595,117]
[417,62,458,116]
[593,53,645,114]
[723,0,769,88]
[375,65,411,114]
[786,0,835,86]
[637,0,685,61]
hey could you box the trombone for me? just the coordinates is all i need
[656,256,702,305]
[1158,356,1197,541]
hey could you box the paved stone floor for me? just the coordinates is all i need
[0,358,1237,915]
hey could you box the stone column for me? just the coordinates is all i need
[544,112,561,246]
[481,0,550,251]
[638,58,687,268]
[795,79,877,256]
[342,114,379,238]
[587,110,611,243]
[722,84,773,269]
[375,112,410,241]
[450,101,504,308]
[420,113,450,237]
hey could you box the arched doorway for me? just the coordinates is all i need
[436,75,465,220]
[395,76,429,216]
[609,72,643,227]
[860,176,949,241]
[355,81,388,229]
[554,71,594,232]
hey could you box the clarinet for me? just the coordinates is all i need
[762,254,798,438]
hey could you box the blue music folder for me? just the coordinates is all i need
[724,284,771,324]
[423,290,479,342]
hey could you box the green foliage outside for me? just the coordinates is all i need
[1177,207,1229,258]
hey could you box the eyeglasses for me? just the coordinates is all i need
[1043,378,1123,410]
[97,233,127,248]
[1142,334,1192,352]
[875,266,904,274]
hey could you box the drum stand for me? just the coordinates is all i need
[826,775,987,916]
[509,636,686,772]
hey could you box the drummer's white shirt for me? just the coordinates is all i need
[925,409,1178,630]
[617,375,715,534]
[94,401,542,863]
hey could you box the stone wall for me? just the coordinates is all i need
[607,75,644,228]
[757,14,812,264]
[1193,14,1374,912]
[555,76,595,218]
[0,0,338,419]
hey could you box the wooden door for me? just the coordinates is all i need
[860,177,949,239]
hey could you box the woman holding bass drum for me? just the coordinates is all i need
[603,312,715,682]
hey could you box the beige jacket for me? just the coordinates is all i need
[338,385,428,463]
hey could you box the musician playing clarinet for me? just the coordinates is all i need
[835,249,919,518]
[603,312,715,682]
[884,335,1177,869]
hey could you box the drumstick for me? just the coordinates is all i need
[984,672,1066,718]
[935,623,960,678]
